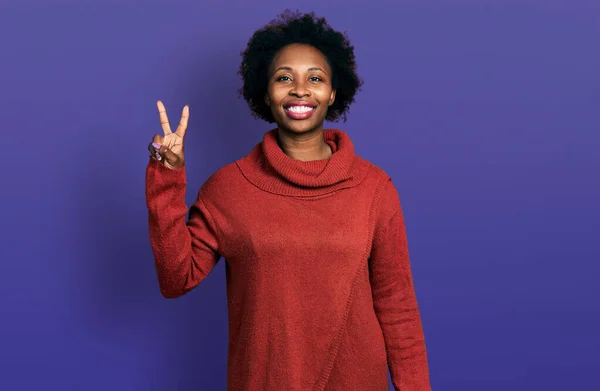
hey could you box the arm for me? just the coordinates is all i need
[369,178,431,390]
[145,158,222,298]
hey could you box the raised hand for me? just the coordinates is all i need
[148,100,189,169]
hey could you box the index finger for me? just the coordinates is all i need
[156,100,172,135]
[174,105,189,137]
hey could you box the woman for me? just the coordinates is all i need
[146,10,431,391]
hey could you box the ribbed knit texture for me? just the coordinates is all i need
[236,128,371,196]
[145,128,431,391]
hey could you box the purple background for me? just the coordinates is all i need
[2,0,599,390]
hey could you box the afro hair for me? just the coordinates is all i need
[238,9,363,123]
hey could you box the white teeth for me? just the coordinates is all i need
[287,106,314,113]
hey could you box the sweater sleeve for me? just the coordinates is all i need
[145,158,222,298]
[369,178,431,390]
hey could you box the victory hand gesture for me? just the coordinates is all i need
[148,100,189,170]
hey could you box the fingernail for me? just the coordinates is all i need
[152,142,161,150]
[155,152,162,161]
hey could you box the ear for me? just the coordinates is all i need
[264,93,271,107]
[328,89,336,106]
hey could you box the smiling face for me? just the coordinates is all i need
[265,43,336,134]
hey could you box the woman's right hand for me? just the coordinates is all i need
[148,100,189,170]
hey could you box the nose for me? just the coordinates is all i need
[289,79,310,97]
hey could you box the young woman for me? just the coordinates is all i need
[146,10,431,391]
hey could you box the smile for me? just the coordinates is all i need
[284,105,316,120]
[285,106,315,113]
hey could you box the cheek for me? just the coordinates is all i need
[317,87,333,102]
[267,89,283,108]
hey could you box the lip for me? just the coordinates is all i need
[283,100,317,120]
[284,100,317,108]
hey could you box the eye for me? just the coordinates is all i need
[276,75,291,82]
[310,76,322,82]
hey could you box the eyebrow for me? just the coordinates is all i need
[271,66,328,75]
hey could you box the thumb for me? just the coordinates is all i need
[156,144,182,168]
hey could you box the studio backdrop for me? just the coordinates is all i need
[2,0,599,390]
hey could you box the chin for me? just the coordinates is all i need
[281,121,319,133]
[275,113,326,133]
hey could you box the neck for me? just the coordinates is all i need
[276,127,333,161]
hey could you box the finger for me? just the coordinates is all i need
[149,151,162,162]
[148,142,163,161]
[151,134,164,144]
[157,145,181,167]
[149,135,164,161]
[157,100,172,136]
[175,105,190,137]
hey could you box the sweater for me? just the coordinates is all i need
[145,128,431,391]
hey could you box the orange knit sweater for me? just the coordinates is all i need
[145,128,431,390]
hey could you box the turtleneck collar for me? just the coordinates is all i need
[236,128,371,197]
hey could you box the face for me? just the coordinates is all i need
[265,43,336,134]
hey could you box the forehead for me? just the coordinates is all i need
[270,43,331,72]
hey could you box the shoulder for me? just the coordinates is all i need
[196,161,239,200]
[356,155,402,223]
[354,154,396,197]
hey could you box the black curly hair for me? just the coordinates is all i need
[238,9,363,123]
